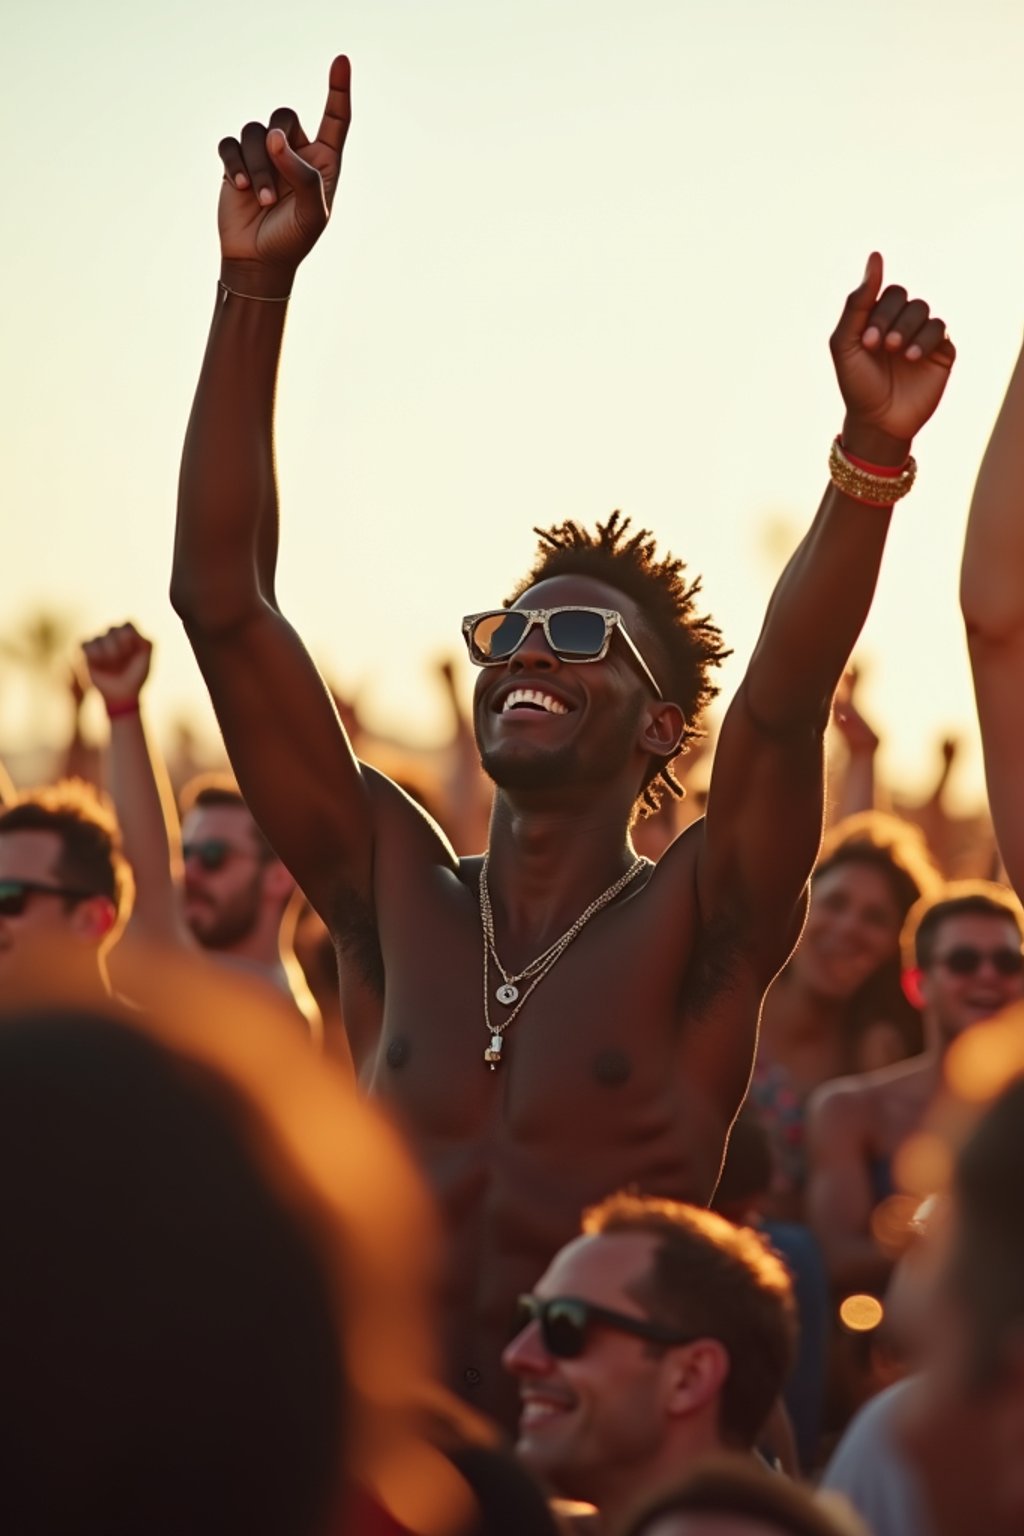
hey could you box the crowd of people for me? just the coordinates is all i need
[4,49,1024,1536]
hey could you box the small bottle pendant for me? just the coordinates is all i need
[496,982,519,1006]
[484,1034,504,1069]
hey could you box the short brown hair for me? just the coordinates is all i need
[0,780,133,921]
[620,1455,867,1536]
[583,1193,796,1447]
[902,880,1024,971]
[179,774,273,861]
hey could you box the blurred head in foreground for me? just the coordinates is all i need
[902,1070,1024,1536]
[0,947,482,1536]
[0,1007,342,1536]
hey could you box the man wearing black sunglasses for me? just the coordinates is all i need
[502,1192,794,1529]
[0,783,131,982]
[807,882,1024,1299]
[172,56,956,1425]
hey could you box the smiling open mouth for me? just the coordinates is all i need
[500,689,570,716]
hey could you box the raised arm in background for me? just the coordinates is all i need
[81,623,190,946]
[831,665,880,821]
[61,660,103,789]
[961,340,1024,895]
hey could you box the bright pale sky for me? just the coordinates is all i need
[6,0,1024,808]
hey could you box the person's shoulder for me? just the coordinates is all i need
[812,1050,927,1122]
[806,1074,876,1155]
[649,813,704,878]
[822,1377,922,1488]
[809,1073,870,1122]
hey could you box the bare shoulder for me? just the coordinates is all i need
[808,1074,871,1135]
[655,811,705,877]
[811,1054,926,1129]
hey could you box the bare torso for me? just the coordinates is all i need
[332,782,767,1426]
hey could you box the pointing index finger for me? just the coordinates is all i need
[314,54,352,154]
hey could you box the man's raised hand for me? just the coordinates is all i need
[830,253,955,460]
[82,622,153,712]
[216,55,351,293]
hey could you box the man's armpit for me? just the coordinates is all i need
[679,907,747,1019]
[330,883,385,997]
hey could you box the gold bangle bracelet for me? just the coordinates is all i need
[828,436,916,506]
[218,279,292,304]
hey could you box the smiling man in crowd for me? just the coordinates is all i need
[502,1193,795,1530]
[171,55,956,1422]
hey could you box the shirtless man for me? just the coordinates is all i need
[171,55,956,1423]
[807,883,1024,1296]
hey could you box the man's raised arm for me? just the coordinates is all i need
[81,622,191,947]
[960,335,1024,897]
[698,256,955,964]
[172,57,373,919]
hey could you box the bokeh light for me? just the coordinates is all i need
[839,1294,885,1334]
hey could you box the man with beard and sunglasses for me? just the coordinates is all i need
[807,883,1024,1298]
[171,54,956,1425]
[502,1193,795,1530]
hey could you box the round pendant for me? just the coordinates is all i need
[496,982,519,1006]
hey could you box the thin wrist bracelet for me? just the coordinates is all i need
[829,435,917,506]
[218,279,292,304]
[106,699,141,720]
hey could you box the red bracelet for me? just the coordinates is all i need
[106,699,141,720]
[840,440,910,477]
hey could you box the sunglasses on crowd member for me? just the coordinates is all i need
[181,839,259,873]
[932,945,1024,978]
[513,1293,696,1359]
[462,607,663,700]
[0,880,96,919]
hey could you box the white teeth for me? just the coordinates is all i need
[502,688,568,715]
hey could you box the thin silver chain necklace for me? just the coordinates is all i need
[478,852,651,1068]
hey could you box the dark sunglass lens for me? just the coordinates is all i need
[943,948,979,976]
[547,609,607,658]
[543,1300,588,1358]
[994,950,1024,977]
[184,841,228,872]
[0,885,28,917]
[472,612,528,660]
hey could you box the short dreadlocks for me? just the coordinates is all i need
[505,512,729,816]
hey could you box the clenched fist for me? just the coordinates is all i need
[81,622,153,711]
